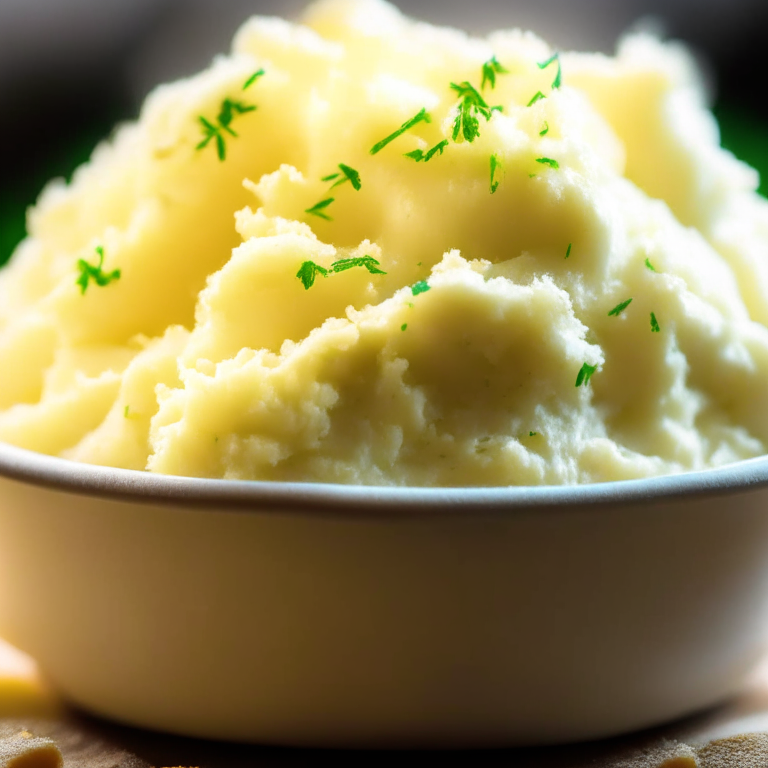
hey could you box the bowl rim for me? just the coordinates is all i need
[0,441,767,517]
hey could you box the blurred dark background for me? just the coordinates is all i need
[0,0,766,267]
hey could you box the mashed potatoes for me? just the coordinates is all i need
[1,0,767,486]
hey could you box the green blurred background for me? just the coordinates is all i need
[0,130,108,269]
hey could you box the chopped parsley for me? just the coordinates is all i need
[527,91,546,107]
[481,56,509,90]
[650,312,661,333]
[370,108,432,155]
[243,69,266,90]
[405,139,449,163]
[218,98,256,128]
[305,198,335,221]
[401,323,408,332]
[297,255,387,289]
[529,431,538,437]
[450,81,496,143]
[197,117,227,161]
[197,98,256,161]
[490,154,501,194]
[323,163,362,191]
[412,280,431,296]
[565,243,572,259]
[296,261,329,290]
[540,122,550,136]
[76,246,121,294]
[331,255,386,275]
[575,362,598,388]
[608,298,633,317]
[536,157,559,169]
[124,405,130,419]
[645,257,657,272]
[538,52,562,90]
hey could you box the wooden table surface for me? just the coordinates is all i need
[3,641,768,767]
[4,701,768,768]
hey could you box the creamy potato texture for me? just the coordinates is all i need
[1,0,768,485]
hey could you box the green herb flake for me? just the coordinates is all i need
[405,139,450,163]
[450,81,495,144]
[529,432,538,437]
[196,98,257,161]
[123,405,140,420]
[452,101,480,142]
[565,243,572,259]
[645,257,657,272]
[196,117,227,161]
[321,173,341,182]
[401,323,408,332]
[424,142,449,161]
[218,98,256,131]
[490,154,502,194]
[76,245,121,295]
[481,56,509,90]
[608,298,633,317]
[536,157,559,169]
[540,121,550,136]
[412,280,431,296]
[305,198,335,221]
[331,255,386,275]
[243,69,266,90]
[371,108,432,155]
[451,81,489,105]
[296,260,329,290]
[538,52,562,89]
[527,90,546,107]
[650,312,661,333]
[575,362,598,388]
[298,255,386,289]
[329,163,362,191]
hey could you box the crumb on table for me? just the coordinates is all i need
[0,732,62,768]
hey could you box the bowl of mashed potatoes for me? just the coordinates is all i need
[1,0,768,747]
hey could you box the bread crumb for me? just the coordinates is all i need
[0,733,62,768]
[657,757,698,768]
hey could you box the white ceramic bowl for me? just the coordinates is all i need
[0,442,767,748]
